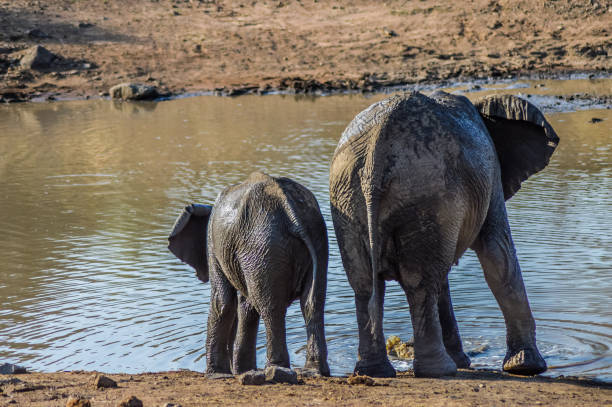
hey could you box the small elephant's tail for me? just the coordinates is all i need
[281,193,327,319]
[288,220,325,318]
[301,233,324,316]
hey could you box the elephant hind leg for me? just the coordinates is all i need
[472,192,546,375]
[300,284,330,376]
[398,251,457,377]
[261,307,291,369]
[233,293,260,374]
[206,259,238,374]
[438,277,471,369]
[353,279,395,378]
[333,213,394,378]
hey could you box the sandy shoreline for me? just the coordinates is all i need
[1,369,611,406]
[1,0,610,102]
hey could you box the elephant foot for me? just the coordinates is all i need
[354,357,396,378]
[206,366,232,375]
[447,349,471,369]
[413,350,457,378]
[503,348,547,375]
[233,355,257,375]
[304,359,330,377]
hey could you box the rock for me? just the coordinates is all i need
[238,370,266,385]
[347,374,375,386]
[467,344,490,357]
[92,374,117,389]
[382,28,397,37]
[118,396,143,407]
[162,404,182,407]
[109,83,159,101]
[589,117,603,123]
[0,363,27,374]
[20,45,57,70]
[66,397,92,407]
[264,366,298,384]
[28,29,50,39]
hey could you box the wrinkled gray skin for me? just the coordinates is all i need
[169,172,330,376]
[329,91,559,378]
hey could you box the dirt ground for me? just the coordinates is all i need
[0,369,610,407]
[0,0,610,101]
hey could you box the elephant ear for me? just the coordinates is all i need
[168,204,212,283]
[474,94,560,200]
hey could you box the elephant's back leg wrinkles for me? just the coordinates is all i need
[330,203,396,377]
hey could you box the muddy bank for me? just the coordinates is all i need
[1,369,610,406]
[1,0,610,102]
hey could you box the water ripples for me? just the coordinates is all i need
[0,89,610,381]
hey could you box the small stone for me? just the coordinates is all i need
[20,45,57,70]
[28,29,50,39]
[467,344,490,357]
[162,403,182,407]
[382,28,397,37]
[589,117,603,123]
[238,370,266,385]
[0,363,27,374]
[66,396,92,407]
[92,374,117,389]
[264,366,298,384]
[118,395,143,407]
[109,83,159,101]
[347,374,375,386]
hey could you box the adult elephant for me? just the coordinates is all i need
[329,91,558,378]
[169,172,330,376]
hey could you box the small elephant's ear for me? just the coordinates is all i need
[168,204,212,283]
[474,94,560,200]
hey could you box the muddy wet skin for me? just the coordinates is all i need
[0,79,610,383]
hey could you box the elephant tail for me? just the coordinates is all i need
[302,232,323,316]
[366,198,384,343]
[282,194,326,319]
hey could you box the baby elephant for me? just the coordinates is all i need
[168,172,330,376]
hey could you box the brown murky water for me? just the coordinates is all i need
[0,79,610,380]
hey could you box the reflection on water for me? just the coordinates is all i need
[0,80,610,381]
